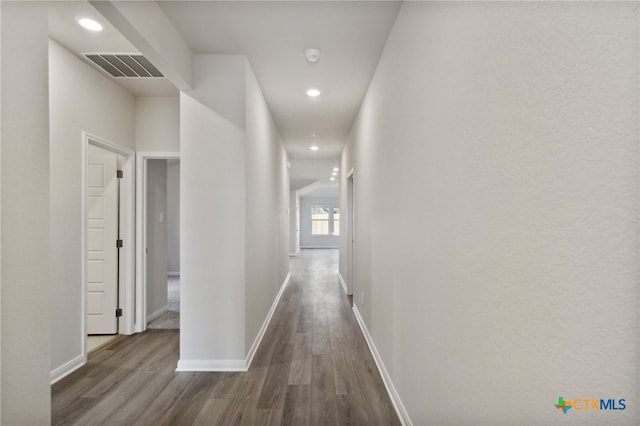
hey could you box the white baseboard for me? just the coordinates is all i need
[176,359,246,372]
[300,245,339,249]
[352,305,412,426]
[245,272,291,369]
[168,271,180,277]
[146,305,168,322]
[337,272,348,295]
[50,353,85,385]
[175,273,292,373]
[289,252,297,257]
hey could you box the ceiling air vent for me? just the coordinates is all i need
[84,54,163,78]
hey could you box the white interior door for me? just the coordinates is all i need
[87,144,119,334]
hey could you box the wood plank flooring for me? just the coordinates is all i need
[52,249,400,425]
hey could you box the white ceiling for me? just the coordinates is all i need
[48,1,179,96]
[290,159,340,194]
[48,1,134,54]
[47,0,401,163]
[154,1,401,160]
[298,182,339,198]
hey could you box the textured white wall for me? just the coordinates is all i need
[167,161,180,274]
[146,160,168,319]
[340,2,639,424]
[1,3,51,423]
[245,63,289,352]
[135,96,179,152]
[179,56,246,365]
[49,39,135,376]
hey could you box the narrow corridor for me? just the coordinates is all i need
[52,249,400,425]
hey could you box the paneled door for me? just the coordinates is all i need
[87,144,119,334]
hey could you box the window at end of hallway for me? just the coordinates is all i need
[311,205,339,236]
[311,206,330,235]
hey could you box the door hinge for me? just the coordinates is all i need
[117,170,123,179]
[116,308,123,317]
[116,239,123,248]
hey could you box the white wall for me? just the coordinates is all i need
[1,2,51,423]
[186,55,246,129]
[146,159,168,320]
[49,39,135,376]
[289,190,299,255]
[245,62,289,353]
[135,96,180,152]
[340,2,639,424]
[167,161,180,275]
[299,197,339,248]
[135,96,179,318]
[179,56,247,367]
[179,55,289,369]
[0,2,3,413]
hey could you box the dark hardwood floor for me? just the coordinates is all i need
[52,249,400,425]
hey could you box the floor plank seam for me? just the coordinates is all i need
[52,250,400,426]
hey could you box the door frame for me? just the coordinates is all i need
[81,132,135,360]
[346,169,355,296]
[135,151,180,332]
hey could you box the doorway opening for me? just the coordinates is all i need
[346,170,355,305]
[146,159,181,330]
[135,152,180,332]
[83,133,135,358]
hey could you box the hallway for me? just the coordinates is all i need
[52,249,400,425]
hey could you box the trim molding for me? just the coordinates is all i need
[300,245,339,249]
[168,271,180,277]
[135,151,180,333]
[176,359,246,372]
[337,272,348,295]
[245,272,291,369]
[175,273,291,373]
[352,305,412,426]
[50,354,85,385]
[146,305,169,323]
[82,133,136,344]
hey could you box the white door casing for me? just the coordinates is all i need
[87,144,119,334]
[295,199,300,253]
[347,170,355,296]
[135,152,180,333]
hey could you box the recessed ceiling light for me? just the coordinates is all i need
[333,167,339,172]
[310,145,319,151]
[330,177,336,181]
[331,172,338,176]
[306,88,321,97]
[78,18,103,32]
